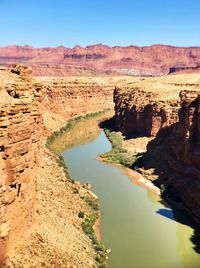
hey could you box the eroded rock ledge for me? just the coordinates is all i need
[113,85,200,223]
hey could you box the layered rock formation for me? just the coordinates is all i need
[40,77,113,119]
[0,65,114,264]
[113,87,180,137]
[1,44,200,76]
[0,66,44,261]
[112,79,200,223]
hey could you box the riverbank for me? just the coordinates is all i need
[124,169,160,195]
[99,128,160,195]
[45,111,112,268]
[64,127,200,268]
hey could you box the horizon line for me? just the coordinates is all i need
[1,43,200,50]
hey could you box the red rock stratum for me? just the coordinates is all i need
[1,44,200,76]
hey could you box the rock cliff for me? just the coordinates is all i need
[0,66,44,261]
[146,90,200,223]
[112,76,200,223]
[0,65,114,264]
[40,76,113,119]
[1,44,200,76]
[113,87,180,137]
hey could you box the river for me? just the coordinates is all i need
[51,114,200,268]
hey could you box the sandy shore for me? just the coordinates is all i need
[124,168,160,195]
[97,156,160,195]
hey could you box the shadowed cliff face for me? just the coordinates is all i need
[151,91,200,223]
[1,44,200,76]
[113,87,179,137]
[113,86,200,223]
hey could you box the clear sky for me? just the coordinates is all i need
[0,0,200,48]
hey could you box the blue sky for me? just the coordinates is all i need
[0,0,200,47]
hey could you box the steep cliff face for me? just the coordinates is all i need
[153,90,200,222]
[0,66,44,261]
[1,44,200,76]
[40,77,114,119]
[113,87,180,137]
[0,66,114,264]
[112,81,200,223]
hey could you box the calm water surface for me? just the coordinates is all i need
[53,116,200,268]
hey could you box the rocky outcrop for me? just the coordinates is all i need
[1,44,200,76]
[113,87,180,137]
[0,66,114,264]
[112,85,200,223]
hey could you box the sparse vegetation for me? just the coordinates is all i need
[81,199,108,268]
[46,109,111,151]
[101,129,139,167]
[46,109,111,182]
[78,211,85,218]
[84,196,99,211]
[72,187,79,194]
[57,154,69,177]
[45,110,110,267]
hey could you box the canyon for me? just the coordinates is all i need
[1,44,200,76]
[0,65,115,266]
[1,62,200,266]
[112,73,200,223]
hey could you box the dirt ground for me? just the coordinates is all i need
[5,146,98,268]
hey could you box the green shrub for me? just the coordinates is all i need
[95,255,104,263]
[84,196,99,211]
[78,211,85,218]
[95,243,106,252]
[101,128,140,168]
[73,187,79,194]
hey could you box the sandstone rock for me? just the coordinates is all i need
[113,85,200,223]
[1,44,200,76]
[0,222,10,238]
[1,190,16,205]
[0,66,114,263]
[113,87,179,137]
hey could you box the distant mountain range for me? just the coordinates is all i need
[1,44,200,76]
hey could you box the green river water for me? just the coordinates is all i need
[52,115,200,268]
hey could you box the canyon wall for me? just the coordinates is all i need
[152,90,200,223]
[41,77,113,119]
[113,87,180,137]
[0,66,114,263]
[1,44,200,76]
[0,66,44,261]
[113,86,200,223]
